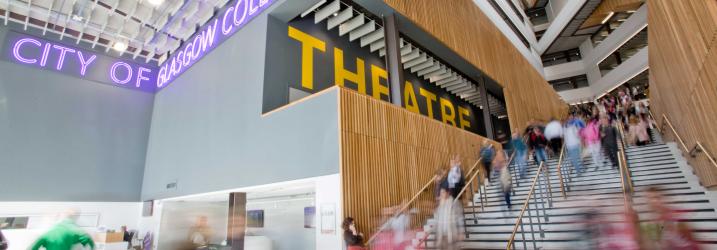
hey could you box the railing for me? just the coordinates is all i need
[616,121,634,193]
[506,162,549,250]
[555,144,568,199]
[651,111,717,170]
[616,128,635,232]
[366,158,483,246]
[454,158,486,240]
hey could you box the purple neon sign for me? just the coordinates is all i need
[6,33,157,92]
[156,0,275,89]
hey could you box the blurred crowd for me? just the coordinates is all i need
[341,87,704,250]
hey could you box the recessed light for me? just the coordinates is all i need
[71,14,83,22]
[148,0,164,6]
[601,12,615,24]
[332,12,338,17]
[113,41,128,52]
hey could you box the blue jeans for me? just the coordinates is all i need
[534,148,547,165]
[516,149,528,178]
[567,146,583,173]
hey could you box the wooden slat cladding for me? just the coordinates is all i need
[382,0,568,130]
[580,0,645,29]
[648,0,717,187]
[338,87,498,240]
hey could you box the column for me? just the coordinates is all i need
[383,13,404,106]
[227,192,247,250]
[479,77,495,139]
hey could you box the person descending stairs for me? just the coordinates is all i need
[410,122,717,250]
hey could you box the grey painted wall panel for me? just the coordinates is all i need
[141,1,340,200]
[0,59,154,201]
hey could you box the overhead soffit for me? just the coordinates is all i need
[580,0,644,29]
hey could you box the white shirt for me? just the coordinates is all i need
[544,121,563,140]
[564,125,582,148]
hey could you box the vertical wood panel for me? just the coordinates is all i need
[338,87,498,240]
[649,0,717,187]
[382,0,568,131]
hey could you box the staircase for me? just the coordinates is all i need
[415,131,717,250]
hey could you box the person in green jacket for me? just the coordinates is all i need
[30,210,95,250]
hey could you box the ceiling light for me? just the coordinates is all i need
[627,10,636,13]
[113,41,128,52]
[332,12,338,17]
[147,0,164,6]
[601,12,615,24]
[71,14,83,22]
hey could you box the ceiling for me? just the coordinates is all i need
[598,26,647,72]
[0,0,231,64]
[544,0,643,54]
[543,0,602,54]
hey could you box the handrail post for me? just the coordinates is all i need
[507,162,545,249]
[537,170,549,223]
[556,144,567,199]
[544,164,553,207]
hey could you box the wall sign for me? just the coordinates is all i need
[2,0,274,92]
[263,14,486,135]
[156,0,275,89]
[2,31,158,92]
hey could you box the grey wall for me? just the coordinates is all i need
[0,29,154,201]
[141,0,340,200]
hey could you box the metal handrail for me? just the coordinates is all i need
[616,121,634,192]
[555,144,567,199]
[691,142,717,170]
[506,162,545,250]
[616,133,633,213]
[659,113,689,153]
[655,113,717,170]
[366,157,482,244]
[454,160,484,202]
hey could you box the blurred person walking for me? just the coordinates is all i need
[388,202,411,249]
[0,226,7,250]
[435,188,464,250]
[565,114,585,174]
[342,217,366,250]
[642,187,701,250]
[494,150,512,212]
[480,142,496,182]
[511,131,528,179]
[528,127,548,166]
[581,116,604,170]
[434,167,447,203]
[544,118,564,157]
[30,209,95,250]
[445,155,466,199]
[628,115,650,146]
[600,116,620,169]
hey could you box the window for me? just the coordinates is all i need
[541,48,582,66]
[549,74,588,91]
[597,27,647,75]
